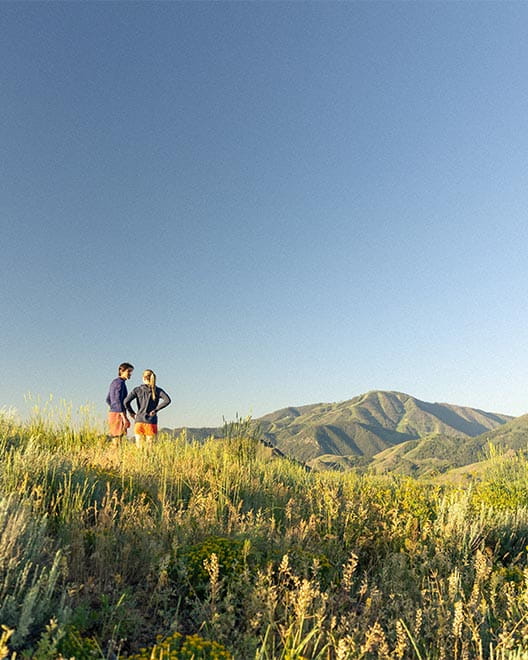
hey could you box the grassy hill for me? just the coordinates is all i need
[259,391,511,462]
[469,413,528,452]
[169,391,512,467]
[366,414,528,478]
[4,408,528,658]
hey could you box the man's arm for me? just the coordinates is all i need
[108,379,125,411]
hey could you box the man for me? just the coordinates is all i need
[106,362,134,446]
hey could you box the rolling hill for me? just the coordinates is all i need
[166,390,513,469]
[366,413,528,478]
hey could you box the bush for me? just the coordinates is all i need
[126,631,233,659]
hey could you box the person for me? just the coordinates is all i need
[106,362,134,446]
[124,369,171,449]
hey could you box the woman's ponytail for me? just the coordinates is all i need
[143,370,157,400]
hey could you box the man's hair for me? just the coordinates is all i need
[118,362,134,375]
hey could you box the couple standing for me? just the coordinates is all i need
[106,362,171,448]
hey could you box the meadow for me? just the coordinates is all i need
[2,404,528,659]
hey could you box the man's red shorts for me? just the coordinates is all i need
[108,412,130,437]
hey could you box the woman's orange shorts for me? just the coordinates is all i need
[108,412,130,437]
[134,422,158,436]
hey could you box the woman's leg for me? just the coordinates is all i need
[135,434,145,449]
[144,435,156,450]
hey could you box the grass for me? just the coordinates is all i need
[2,407,528,657]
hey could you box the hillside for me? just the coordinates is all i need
[5,413,528,657]
[366,413,528,478]
[257,391,511,463]
[167,390,512,466]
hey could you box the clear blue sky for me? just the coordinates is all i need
[2,1,528,427]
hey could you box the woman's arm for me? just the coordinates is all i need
[124,389,138,417]
[152,388,171,415]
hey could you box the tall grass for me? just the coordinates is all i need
[2,408,528,657]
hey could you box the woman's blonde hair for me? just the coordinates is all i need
[143,369,157,400]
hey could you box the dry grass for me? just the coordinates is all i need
[2,408,528,658]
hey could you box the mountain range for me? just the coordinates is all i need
[166,390,523,475]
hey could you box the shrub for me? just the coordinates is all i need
[181,536,246,588]
[126,631,233,659]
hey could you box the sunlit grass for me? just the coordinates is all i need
[2,405,528,657]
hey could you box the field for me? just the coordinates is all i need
[2,405,528,659]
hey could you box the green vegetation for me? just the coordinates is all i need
[366,415,528,479]
[2,405,528,658]
[169,391,513,468]
[257,391,512,465]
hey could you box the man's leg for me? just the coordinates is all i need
[109,413,127,448]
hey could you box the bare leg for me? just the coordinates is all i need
[135,434,145,449]
[145,435,155,451]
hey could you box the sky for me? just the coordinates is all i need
[2,1,528,428]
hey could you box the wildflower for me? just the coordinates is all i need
[394,620,407,659]
[453,600,464,639]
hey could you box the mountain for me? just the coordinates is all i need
[166,390,513,468]
[367,413,528,478]
[256,391,511,464]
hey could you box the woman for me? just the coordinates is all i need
[124,369,171,448]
